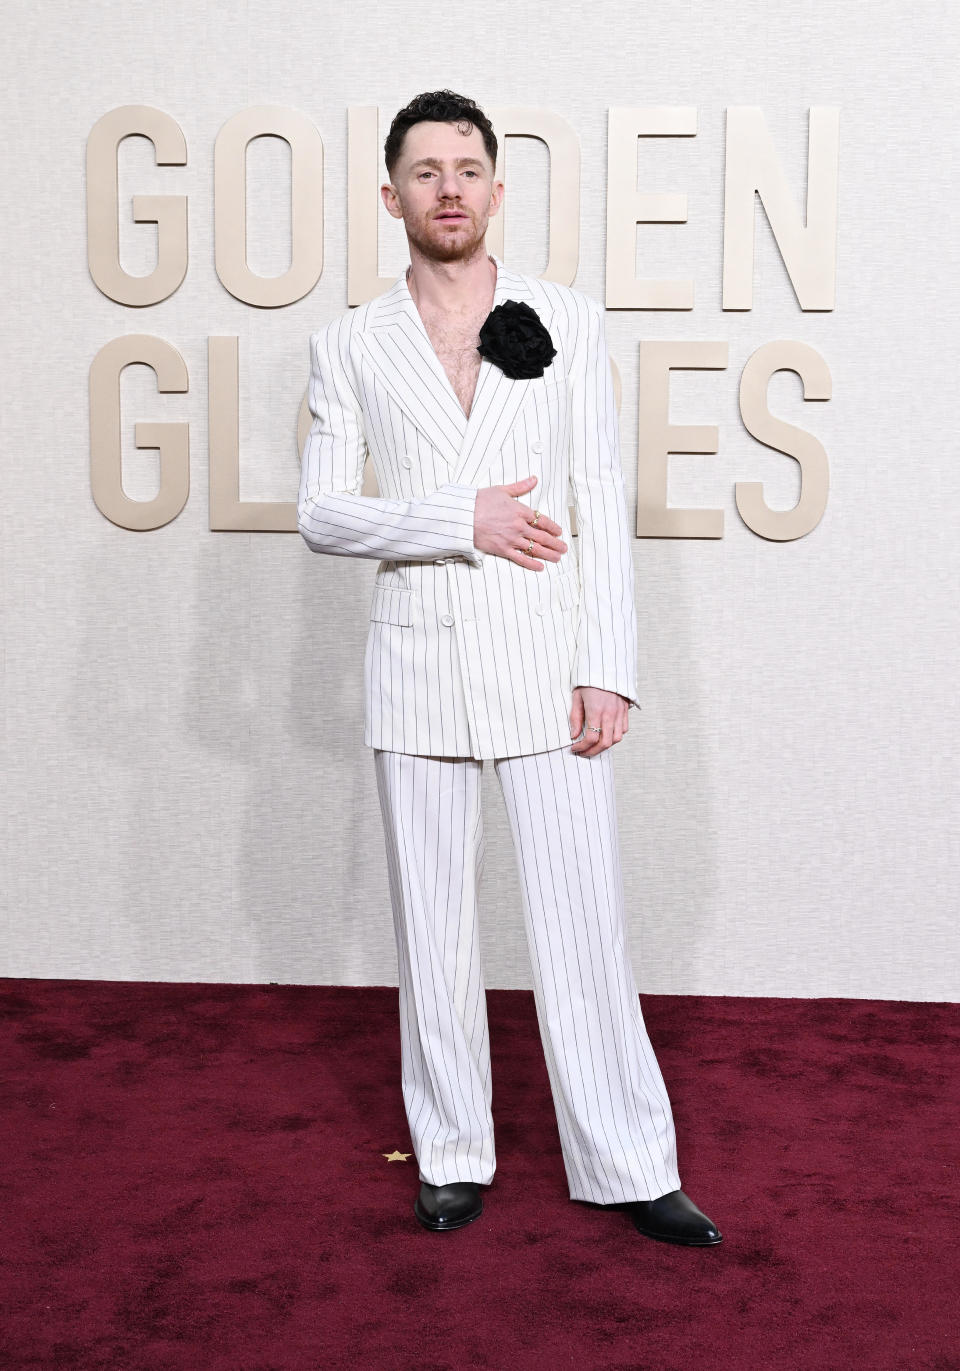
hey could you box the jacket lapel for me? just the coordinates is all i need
[355,274,467,468]
[355,254,550,485]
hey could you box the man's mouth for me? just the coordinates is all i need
[435,211,467,220]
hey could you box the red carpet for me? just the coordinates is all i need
[1,979,956,1369]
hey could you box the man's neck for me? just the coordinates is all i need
[405,248,497,316]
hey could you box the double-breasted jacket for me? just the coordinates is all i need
[297,254,640,760]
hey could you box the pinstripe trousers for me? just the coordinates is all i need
[373,741,683,1205]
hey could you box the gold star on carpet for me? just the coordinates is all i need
[382,1149,412,1162]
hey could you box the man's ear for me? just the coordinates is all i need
[487,180,505,218]
[381,183,403,220]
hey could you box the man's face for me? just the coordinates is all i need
[382,120,503,264]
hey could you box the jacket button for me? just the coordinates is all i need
[401,457,413,468]
[440,614,455,626]
[534,605,545,615]
[531,440,543,453]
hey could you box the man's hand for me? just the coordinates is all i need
[569,686,630,755]
[473,475,567,568]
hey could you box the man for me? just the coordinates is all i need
[297,90,721,1246]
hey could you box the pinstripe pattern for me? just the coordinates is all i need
[374,743,682,1204]
[297,254,641,760]
[299,256,678,1204]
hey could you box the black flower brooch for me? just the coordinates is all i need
[477,299,557,380]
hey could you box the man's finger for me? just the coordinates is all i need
[525,509,562,536]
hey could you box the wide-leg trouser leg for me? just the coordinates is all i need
[493,744,682,1204]
[373,743,683,1203]
[373,748,495,1186]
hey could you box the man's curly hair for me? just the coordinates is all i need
[384,90,498,181]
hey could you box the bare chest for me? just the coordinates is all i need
[420,308,490,419]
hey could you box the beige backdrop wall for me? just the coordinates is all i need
[2,0,957,999]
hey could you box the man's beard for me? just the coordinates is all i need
[405,209,487,264]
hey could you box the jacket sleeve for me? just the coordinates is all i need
[568,295,641,710]
[297,318,485,567]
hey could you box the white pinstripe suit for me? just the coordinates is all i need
[297,255,683,1203]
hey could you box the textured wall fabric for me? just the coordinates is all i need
[1,1,957,997]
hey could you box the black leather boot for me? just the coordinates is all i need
[619,1189,722,1245]
[414,1180,483,1231]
